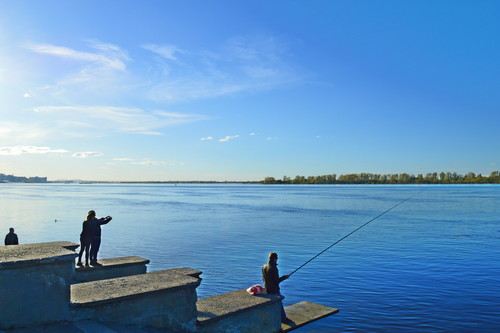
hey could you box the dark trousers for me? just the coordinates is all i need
[269,291,287,321]
[277,292,287,321]
[89,237,101,262]
[78,238,91,264]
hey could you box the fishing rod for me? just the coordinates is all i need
[288,191,420,276]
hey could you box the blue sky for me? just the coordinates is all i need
[0,1,498,181]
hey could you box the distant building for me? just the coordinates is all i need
[0,173,47,183]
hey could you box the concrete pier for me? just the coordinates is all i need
[0,242,78,329]
[1,241,338,332]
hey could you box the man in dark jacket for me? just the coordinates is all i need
[4,227,19,245]
[262,252,290,323]
[88,213,112,266]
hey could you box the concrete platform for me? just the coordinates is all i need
[71,269,202,331]
[71,269,201,307]
[281,301,339,332]
[0,242,79,329]
[197,289,283,332]
[0,241,78,269]
[164,267,202,279]
[197,289,282,325]
[73,256,150,283]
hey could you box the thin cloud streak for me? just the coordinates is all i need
[72,152,103,158]
[142,35,300,103]
[35,105,207,135]
[0,145,69,156]
[131,159,184,166]
[25,42,128,71]
[143,44,182,60]
[114,157,134,161]
[0,122,51,140]
[219,135,240,142]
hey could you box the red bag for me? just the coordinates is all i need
[247,284,266,295]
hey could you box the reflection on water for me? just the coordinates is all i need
[1,184,499,332]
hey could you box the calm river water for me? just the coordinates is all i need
[1,184,499,332]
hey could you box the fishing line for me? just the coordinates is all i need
[288,191,420,276]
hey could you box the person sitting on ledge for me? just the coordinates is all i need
[4,227,19,245]
[262,251,292,324]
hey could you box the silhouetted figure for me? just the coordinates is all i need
[4,228,19,245]
[88,211,112,266]
[262,252,290,323]
[77,211,95,267]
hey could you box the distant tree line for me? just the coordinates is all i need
[0,173,47,183]
[262,171,500,184]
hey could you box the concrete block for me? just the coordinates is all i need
[196,289,283,333]
[281,301,339,332]
[73,256,150,283]
[71,269,202,332]
[0,242,77,330]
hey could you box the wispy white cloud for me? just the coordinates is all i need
[131,158,184,166]
[145,35,299,102]
[0,122,51,140]
[1,106,206,141]
[72,152,103,158]
[21,41,132,103]
[0,145,69,156]
[200,136,214,141]
[132,160,165,166]
[113,157,134,161]
[12,35,299,145]
[219,135,240,142]
[34,105,207,136]
[142,44,182,61]
[25,41,129,71]
[249,132,256,136]
[21,35,299,107]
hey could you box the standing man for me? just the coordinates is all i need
[262,252,291,324]
[4,227,19,245]
[87,210,112,266]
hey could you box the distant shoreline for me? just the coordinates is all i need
[3,171,499,185]
[2,181,498,185]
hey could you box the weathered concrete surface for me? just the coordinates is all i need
[73,256,150,283]
[71,269,202,332]
[0,242,77,330]
[281,301,339,332]
[164,267,202,279]
[196,289,282,333]
[0,241,78,270]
